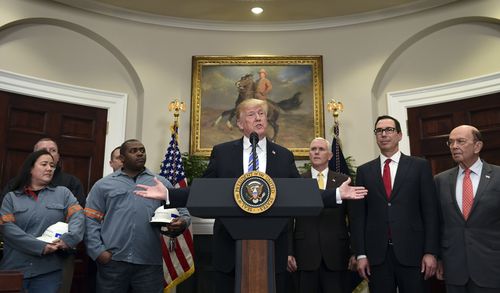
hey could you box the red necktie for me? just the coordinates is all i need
[462,168,473,220]
[383,159,392,199]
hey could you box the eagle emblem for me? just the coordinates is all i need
[234,171,276,214]
[245,181,265,204]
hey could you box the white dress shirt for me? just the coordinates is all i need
[243,136,267,173]
[455,158,482,212]
[379,151,401,188]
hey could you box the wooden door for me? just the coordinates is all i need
[0,90,108,293]
[0,90,107,194]
[407,92,500,175]
[407,92,500,293]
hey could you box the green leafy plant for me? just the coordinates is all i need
[181,152,208,185]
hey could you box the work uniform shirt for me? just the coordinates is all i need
[0,186,85,278]
[84,168,190,265]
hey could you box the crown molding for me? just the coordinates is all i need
[54,0,458,32]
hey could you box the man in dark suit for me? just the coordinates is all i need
[351,115,440,293]
[287,137,353,293]
[135,99,367,293]
[435,125,500,293]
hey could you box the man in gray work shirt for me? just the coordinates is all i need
[84,139,191,293]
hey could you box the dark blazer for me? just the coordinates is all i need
[434,161,500,288]
[203,138,301,273]
[350,153,439,266]
[289,170,351,271]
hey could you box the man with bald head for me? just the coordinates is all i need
[435,125,500,293]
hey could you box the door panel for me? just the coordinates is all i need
[0,91,107,194]
[408,92,500,175]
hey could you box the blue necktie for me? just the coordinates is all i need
[248,148,259,171]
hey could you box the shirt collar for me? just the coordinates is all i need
[311,167,329,178]
[458,158,483,175]
[243,136,267,151]
[113,167,154,178]
[380,150,401,165]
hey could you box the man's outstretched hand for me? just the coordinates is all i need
[339,177,367,200]
[135,177,169,201]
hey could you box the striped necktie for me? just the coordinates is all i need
[248,148,259,171]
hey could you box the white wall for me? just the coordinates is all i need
[1,0,499,168]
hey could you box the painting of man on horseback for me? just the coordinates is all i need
[191,56,324,158]
[213,68,303,142]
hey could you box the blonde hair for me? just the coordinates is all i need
[236,99,268,120]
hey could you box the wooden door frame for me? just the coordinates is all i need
[387,72,500,155]
[0,69,127,176]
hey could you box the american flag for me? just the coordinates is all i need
[159,125,195,292]
[328,120,350,176]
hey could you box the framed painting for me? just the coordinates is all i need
[190,55,324,158]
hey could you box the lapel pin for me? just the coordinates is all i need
[485,175,491,179]
[272,150,276,155]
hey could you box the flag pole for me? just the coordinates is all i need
[327,99,344,174]
[162,99,194,293]
[326,99,368,293]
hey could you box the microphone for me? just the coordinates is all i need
[249,132,259,171]
[249,132,259,147]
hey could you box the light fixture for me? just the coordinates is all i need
[251,7,263,15]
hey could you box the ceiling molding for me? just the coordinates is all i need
[54,0,459,32]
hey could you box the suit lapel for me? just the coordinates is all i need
[326,170,343,189]
[266,141,277,177]
[391,154,412,200]
[232,138,244,176]
[368,158,387,200]
[447,167,462,217]
[471,162,494,214]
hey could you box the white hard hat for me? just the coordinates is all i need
[37,222,68,243]
[150,207,180,224]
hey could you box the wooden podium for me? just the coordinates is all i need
[187,178,323,293]
[0,270,23,293]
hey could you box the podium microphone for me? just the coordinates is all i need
[249,132,259,171]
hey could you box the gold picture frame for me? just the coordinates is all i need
[190,55,324,158]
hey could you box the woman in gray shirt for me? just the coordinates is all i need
[0,150,85,293]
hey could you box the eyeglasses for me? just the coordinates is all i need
[446,139,476,147]
[373,127,397,135]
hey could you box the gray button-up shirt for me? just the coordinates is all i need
[0,186,85,278]
[84,168,190,265]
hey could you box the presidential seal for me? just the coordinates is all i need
[234,171,276,214]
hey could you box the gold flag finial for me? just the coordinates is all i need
[168,99,186,135]
[327,99,344,122]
